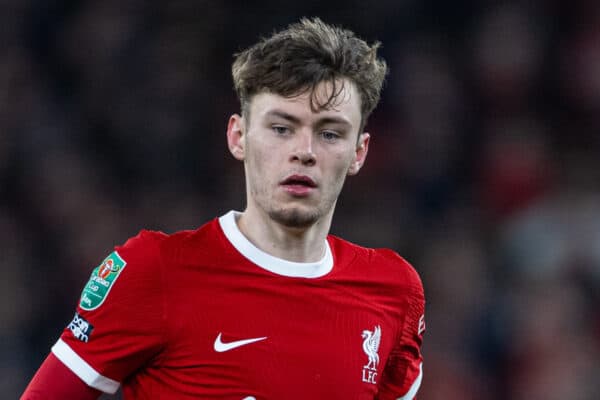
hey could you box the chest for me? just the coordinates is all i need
[152,264,401,399]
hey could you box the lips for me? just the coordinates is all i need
[280,174,317,196]
[280,174,317,187]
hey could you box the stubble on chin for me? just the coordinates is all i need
[267,207,320,228]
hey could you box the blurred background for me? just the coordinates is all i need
[2,0,600,398]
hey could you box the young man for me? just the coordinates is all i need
[22,18,425,399]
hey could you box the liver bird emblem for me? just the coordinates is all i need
[362,325,381,370]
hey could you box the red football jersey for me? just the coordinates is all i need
[53,211,425,399]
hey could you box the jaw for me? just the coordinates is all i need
[243,188,338,235]
[267,205,320,229]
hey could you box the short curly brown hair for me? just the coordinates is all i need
[232,17,388,131]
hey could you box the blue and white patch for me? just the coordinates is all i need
[68,312,94,343]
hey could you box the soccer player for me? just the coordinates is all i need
[22,18,425,399]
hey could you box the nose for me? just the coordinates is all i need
[290,131,316,166]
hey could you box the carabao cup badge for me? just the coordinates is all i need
[79,251,127,311]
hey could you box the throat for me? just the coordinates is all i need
[236,210,327,263]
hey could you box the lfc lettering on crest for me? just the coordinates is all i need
[362,369,377,384]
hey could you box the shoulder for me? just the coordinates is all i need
[118,229,168,252]
[328,235,424,294]
[112,229,167,272]
[77,218,220,310]
[370,248,423,291]
[117,217,221,261]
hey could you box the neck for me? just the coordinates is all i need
[236,207,333,263]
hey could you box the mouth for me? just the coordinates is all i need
[280,174,317,196]
[280,174,317,188]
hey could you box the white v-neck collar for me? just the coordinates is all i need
[218,210,333,278]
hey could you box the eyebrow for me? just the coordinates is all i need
[265,110,301,125]
[265,110,353,128]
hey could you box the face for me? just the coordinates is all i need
[227,80,370,228]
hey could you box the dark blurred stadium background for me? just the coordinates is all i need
[2,1,600,399]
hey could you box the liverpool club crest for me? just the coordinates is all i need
[361,325,381,384]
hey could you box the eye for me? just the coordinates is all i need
[272,125,290,135]
[321,130,341,141]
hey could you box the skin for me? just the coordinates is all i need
[226,79,370,263]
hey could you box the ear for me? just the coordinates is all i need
[226,114,245,161]
[347,133,370,176]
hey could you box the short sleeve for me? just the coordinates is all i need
[52,230,167,394]
[377,275,426,400]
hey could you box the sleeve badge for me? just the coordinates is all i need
[79,251,127,311]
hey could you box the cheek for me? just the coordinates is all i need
[333,151,355,173]
[246,142,278,184]
[246,139,268,169]
[322,152,354,184]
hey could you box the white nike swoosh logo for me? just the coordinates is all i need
[213,333,267,352]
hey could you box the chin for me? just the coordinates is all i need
[268,207,321,228]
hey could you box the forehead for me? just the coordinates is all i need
[248,80,362,128]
